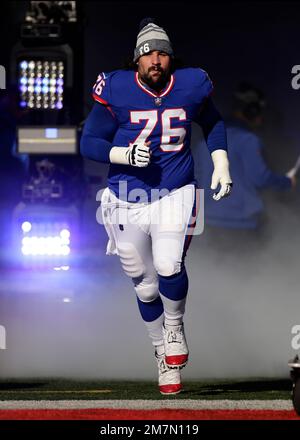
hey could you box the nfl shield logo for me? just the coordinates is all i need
[154,97,162,106]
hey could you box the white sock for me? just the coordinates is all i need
[160,294,186,329]
[142,312,164,347]
[164,318,183,328]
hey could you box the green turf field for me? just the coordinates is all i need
[0,378,292,400]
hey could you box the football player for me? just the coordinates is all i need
[81,18,232,394]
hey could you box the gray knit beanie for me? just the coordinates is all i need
[133,17,173,62]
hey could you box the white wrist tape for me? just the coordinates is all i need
[109,144,151,167]
[211,149,230,170]
[109,146,130,165]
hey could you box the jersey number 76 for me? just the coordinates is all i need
[130,109,187,152]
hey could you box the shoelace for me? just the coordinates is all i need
[167,330,182,344]
[157,357,169,374]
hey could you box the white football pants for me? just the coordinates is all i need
[101,184,195,277]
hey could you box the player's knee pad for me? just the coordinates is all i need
[134,278,159,303]
[153,257,182,277]
[117,242,145,278]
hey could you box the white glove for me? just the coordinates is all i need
[286,154,300,179]
[109,141,151,167]
[211,149,233,201]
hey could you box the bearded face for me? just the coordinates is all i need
[137,51,171,92]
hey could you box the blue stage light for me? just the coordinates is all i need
[18,59,64,110]
[20,61,28,70]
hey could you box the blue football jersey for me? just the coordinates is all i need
[92,68,213,202]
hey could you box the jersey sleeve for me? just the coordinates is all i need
[185,67,214,109]
[196,68,214,101]
[80,102,118,163]
[92,72,112,106]
[194,98,227,153]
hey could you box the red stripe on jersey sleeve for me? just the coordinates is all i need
[93,94,108,105]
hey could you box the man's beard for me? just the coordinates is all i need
[140,67,170,92]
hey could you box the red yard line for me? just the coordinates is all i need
[0,409,299,420]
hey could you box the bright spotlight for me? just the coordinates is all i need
[60,229,70,239]
[21,221,32,233]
